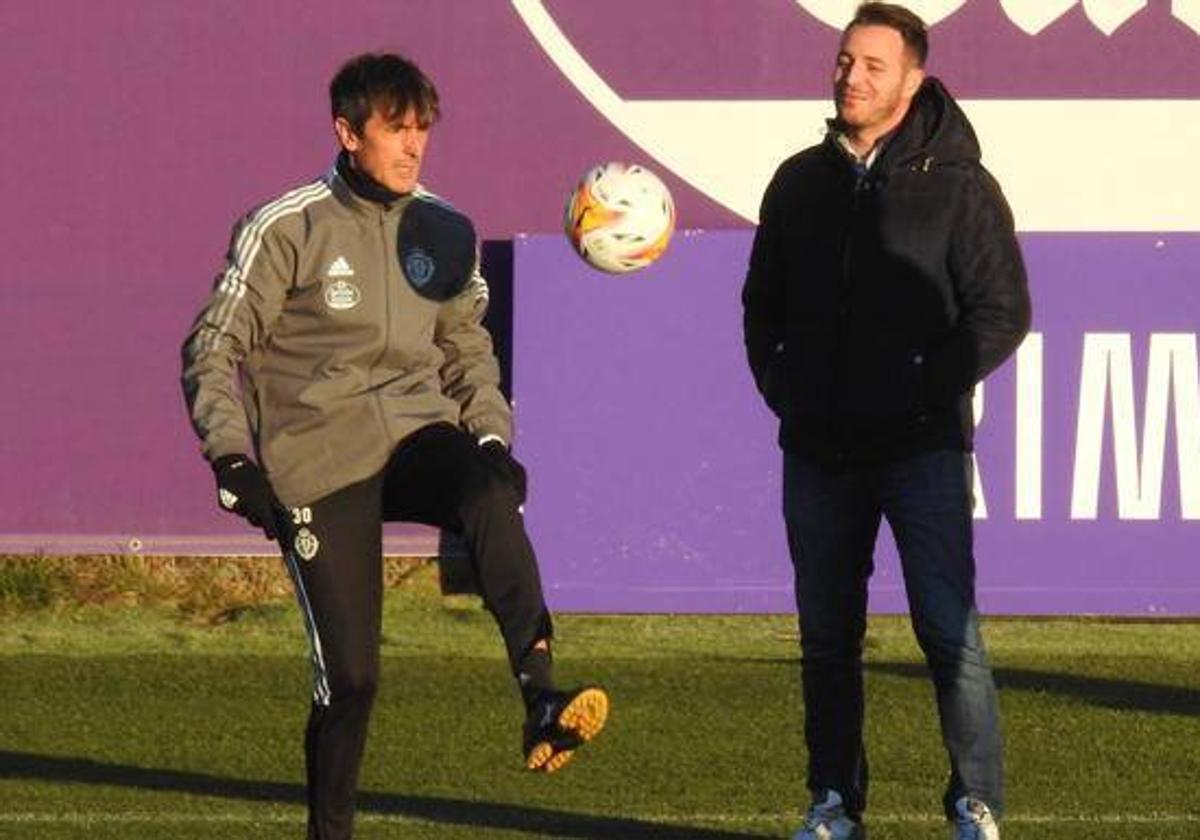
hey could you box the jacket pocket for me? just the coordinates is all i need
[842,337,926,430]
[763,350,788,418]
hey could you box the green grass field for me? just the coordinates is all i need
[1,560,1198,839]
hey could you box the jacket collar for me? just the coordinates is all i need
[328,153,415,217]
[823,78,980,176]
[829,126,889,171]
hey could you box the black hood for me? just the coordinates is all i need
[880,77,980,169]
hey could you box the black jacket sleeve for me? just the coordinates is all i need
[924,167,1031,405]
[742,169,788,414]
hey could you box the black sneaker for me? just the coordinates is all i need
[522,686,609,772]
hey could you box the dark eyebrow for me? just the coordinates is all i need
[385,115,428,131]
[837,51,889,69]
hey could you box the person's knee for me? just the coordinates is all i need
[914,619,988,671]
[799,620,865,664]
[329,661,379,706]
[458,468,517,523]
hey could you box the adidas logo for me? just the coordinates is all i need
[326,256,355,277]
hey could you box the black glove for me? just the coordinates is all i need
[480,440,527,504]
[212,454,286,540]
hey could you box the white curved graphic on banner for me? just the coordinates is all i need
[513,0,1200,231]
[1001,0,1152,36]
[1179,0,1200,33]
[805,0,1200,37]
[793,0,967,28]
[1082,0,1148,35]
[1000,0,1084,35]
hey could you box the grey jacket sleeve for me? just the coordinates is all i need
[181,213,294,462]
[435,264,513,444]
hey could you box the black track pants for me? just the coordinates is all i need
[280,422,554,840]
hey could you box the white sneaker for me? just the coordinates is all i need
[952,796,999,840]
[792,789,866,840]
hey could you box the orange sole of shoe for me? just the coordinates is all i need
[525,688,609,773]
[557,687,609,742]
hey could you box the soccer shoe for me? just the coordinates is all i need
[792,790,866,840]
[952,797,1000,840]
[522,686,609,773]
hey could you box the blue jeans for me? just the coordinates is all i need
[783,449,1003,820]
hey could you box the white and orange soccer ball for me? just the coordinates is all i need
[564,162,675,274]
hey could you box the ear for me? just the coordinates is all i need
[334,117,361,153]
[903,66,925,100]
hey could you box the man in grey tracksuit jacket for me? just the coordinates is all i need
[181,53,608,840]
[184,157,509,508]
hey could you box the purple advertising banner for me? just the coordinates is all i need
[0,0,696,556]
[548,0,1200,98]
[514,232,1200,616]
[1,1,1197,613]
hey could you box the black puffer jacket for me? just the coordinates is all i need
[742,78,1031,466]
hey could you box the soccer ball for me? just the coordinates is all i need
[564,162,675,274]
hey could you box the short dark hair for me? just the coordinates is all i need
[846,2,928,67]
[329,53,441,135]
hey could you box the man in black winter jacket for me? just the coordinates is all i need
[742,5,1030,840]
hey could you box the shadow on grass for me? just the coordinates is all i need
[866,661,1200,717]
[0,750,767,839]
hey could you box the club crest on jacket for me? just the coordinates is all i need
[294,527,320,561]
[403,247,436,288]
[325,279,362,311]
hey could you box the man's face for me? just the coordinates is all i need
[335,105,430,195]
[833,24,923,137]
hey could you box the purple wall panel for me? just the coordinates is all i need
[513,232,1200,616]
[0,0,688,555]
[1,1,1196,612]
[549,0,1200,98]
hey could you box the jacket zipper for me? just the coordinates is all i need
[830,169,864,464]
[371,210,394,441]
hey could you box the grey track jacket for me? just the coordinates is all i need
[181,166,511,507]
